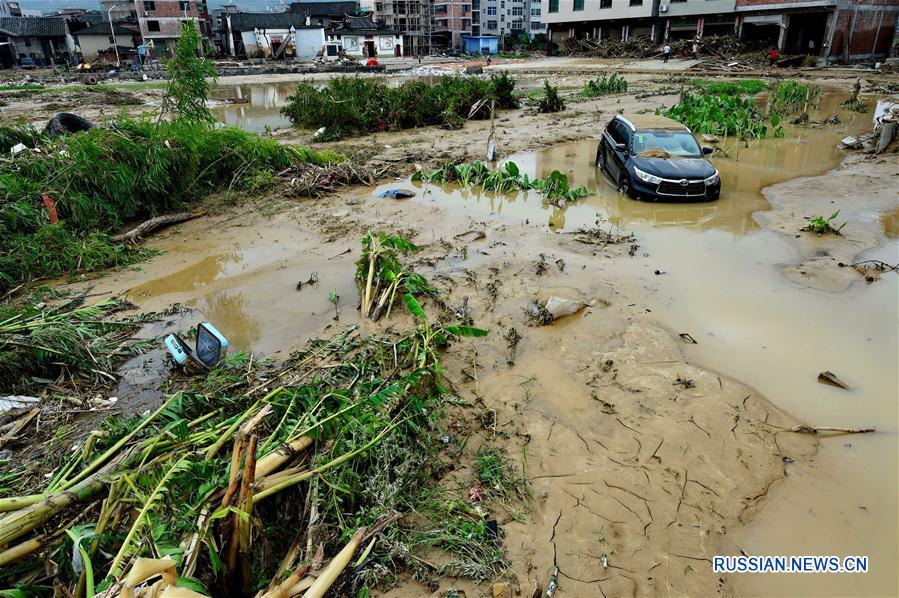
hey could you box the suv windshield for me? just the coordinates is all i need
[632,129,701,159]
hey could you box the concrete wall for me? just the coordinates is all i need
[541,0,655,25]
[328,32,404,56]
[75,32,138,62]
[661,0,737,18]
[240,27,325,58]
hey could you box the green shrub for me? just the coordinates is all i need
[583,73,628,97]
[418,160,590,202]
[537,80,565,114]
[0,120,340,287]
[281,74,519,140]
[691,79,768,96]
[769,81,820,114]
[663,92,783,139]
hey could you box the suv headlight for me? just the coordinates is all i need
[704,170,720,186]
[633,166,662,185]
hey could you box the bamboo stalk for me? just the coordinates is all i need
[0,536,42,567]
[303,528,366,598]
[54,394,179,492]
[204,387,282,460]
[0,476,106,546]
[253,416,406,503]
[238,434,258,593]
[254,436,313,480]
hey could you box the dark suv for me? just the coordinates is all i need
[596,114,720,202]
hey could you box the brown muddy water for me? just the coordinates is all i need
[381,97,895,597]
[107,92,895,595]
[211,82,296,133]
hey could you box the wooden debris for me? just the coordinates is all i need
[111,211,206,243]
[818,371,849,389]
[791,425,875,435]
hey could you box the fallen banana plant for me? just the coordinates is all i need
[0,305,501,596]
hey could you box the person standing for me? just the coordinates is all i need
[808,39,816,54]
[692,40,699,60]
[662,43,671,63]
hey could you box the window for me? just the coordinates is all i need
[548,0,558,12]
[487,6,496,14]
[600,0,612,7]
[573,0,584,10]
[531,7,541,15]
[629,0,642,4]
[512,6,522,15]
[487,20,497,28]
[511,19,522,29]
[608,120,629,144]
[143,0,155,10]
[179,0,190,10]
[147,20,160,31]
[531,21,544,29]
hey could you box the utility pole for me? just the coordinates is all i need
[108,2,125,68]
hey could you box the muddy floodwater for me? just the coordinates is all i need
[211,82,296,133]
[97,91,896,596]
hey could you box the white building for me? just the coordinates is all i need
[224,12,325,59]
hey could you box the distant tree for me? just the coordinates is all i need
[160,21,217,124]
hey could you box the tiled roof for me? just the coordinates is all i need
[0,16,66,38]
[227,12,320,31]
[288,2,359,17]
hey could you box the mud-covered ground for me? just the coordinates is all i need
[6,62,897,596]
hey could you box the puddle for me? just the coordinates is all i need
[881,206,899,239]
[403,94,873,234]
[118,218,360,357]
[211,82,296,132]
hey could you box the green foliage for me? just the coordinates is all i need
[663,92,782,139]
[421,160,591,202]
[537,80,565,113]
[769,81,820,115]
[356,232,439,320]
[802,210,846,235]
[0,298,147,391]
[281,74,519,140]
[583,73,628,97]
[691,79,768,96]
[475,445,530,502]
[160,21,217,123]
[0,120,340,287]
[0,125,46,153]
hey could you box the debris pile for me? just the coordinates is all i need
[564,34,746,60]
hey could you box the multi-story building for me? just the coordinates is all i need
[432,1,472,48]
[360,0,432,55]
[541,0,658,42]
[132,0,207,52]
[101,0,138,22]
[541,0,896,60]
[480,0,537,39]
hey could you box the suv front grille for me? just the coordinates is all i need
[657,180,706,196]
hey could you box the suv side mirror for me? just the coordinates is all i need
[702,146,714,155]
[614,142,628,153]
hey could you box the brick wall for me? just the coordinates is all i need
[136,0,202,40]
[827,2,897,58]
